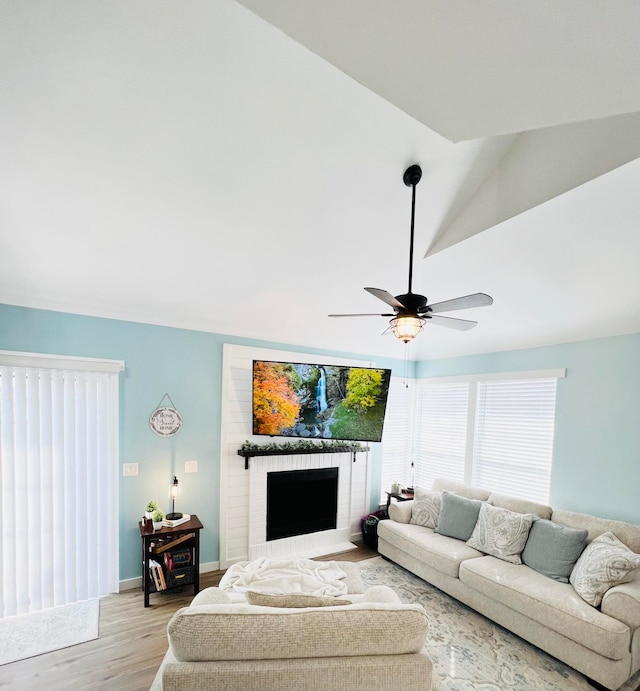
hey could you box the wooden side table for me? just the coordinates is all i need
[139,514,203,607]
[385,490,415,512]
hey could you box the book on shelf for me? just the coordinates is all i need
[162,514,191,528]
[164,547,191,571]
[149,559,165,591]
[151,532,195,554]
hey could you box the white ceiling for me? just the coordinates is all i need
[1,0,639,361]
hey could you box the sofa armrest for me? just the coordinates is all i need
[388,500,413,524]
[601,574,640,630]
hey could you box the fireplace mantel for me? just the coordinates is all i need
[237,446,369,469]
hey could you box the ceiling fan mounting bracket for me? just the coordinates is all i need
[403,164,422,187]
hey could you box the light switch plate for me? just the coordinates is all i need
[123,462,138,477]
[185,460,198,473]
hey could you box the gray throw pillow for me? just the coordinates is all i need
[522,519,588,582]
[435,492,483,541]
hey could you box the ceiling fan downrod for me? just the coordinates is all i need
[403,164,422,296]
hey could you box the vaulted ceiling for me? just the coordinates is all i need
[2,1,639,360]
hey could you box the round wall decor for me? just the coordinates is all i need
[149,394,183,437]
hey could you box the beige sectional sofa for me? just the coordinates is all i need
[151,584,433,691]
[377,478,640,691]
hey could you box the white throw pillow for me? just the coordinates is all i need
[410,488,442,529]
[570,531,640,607]
[467,502,535,564]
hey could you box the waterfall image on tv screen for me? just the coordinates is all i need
[252,360,392,442]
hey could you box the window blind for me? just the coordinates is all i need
[379,378,414,501]
[0,357,122,618]
[414,380,469,490]
[472,378,558,503]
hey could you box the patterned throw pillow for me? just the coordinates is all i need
[467,502,535,564]
[570,532,640,607]
[245,591,351,608]
[410,488,442,529]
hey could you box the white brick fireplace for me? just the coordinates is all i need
[219,344,372,569]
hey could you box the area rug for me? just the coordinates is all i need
[359,557,640,691]
[0,599,99,665]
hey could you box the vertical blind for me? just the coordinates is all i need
[0,354,122,618]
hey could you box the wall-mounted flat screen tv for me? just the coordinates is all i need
[252,360,392,442]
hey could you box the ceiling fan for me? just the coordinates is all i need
[329,164,493,343]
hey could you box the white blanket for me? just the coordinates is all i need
[219,558,348,596]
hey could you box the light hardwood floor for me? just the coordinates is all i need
[0,544,376,691]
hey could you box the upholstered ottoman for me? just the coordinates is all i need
[150,585,433,691]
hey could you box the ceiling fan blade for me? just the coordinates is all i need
[364,287,406,309]
[328,313,395,318]
[425,315,478,331]
[422,292,493,314]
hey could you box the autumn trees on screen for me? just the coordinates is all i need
[253,362,301,435]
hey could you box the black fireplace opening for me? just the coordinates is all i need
[266,467,339,541]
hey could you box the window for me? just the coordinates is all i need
[472,377,559,503]
[381,369,565,505]
[379,378,414,501]
[0,351,123,617]
[414,380,469,491]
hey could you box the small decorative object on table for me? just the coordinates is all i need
[152,508,165,530]
[166,475,183,521]
[145,499,159,520]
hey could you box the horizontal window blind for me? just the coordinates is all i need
[380,378,414,500]
[472,378,558,503]
[414,380,469,490]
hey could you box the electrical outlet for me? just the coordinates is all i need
[185,460,198,473]
[123,462,138,477]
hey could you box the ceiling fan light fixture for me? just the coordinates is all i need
[390,315,425,343]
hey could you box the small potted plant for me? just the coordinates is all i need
[152,508,165,531]
[145,500,159,520]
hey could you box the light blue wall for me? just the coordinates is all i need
[0,304,409,581]
[416,333,640,524]
[3,303,638,579]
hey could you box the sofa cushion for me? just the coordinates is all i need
[435,492,483,541]
[245,592,351,608]
[466,503,535,564]
[488,492,552,520]
[459,556,630,660]
[551,509,640,553]
[410,488,442,529]
[570,532,640,607]
[167,601,429,662]
[522,519,588,582]
[378,519,484,578]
